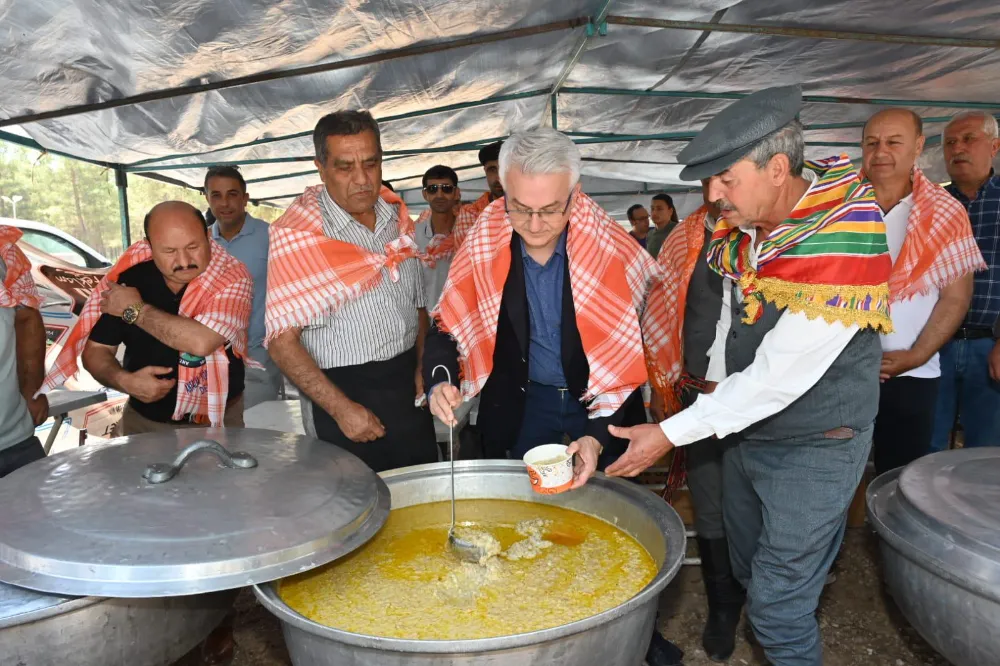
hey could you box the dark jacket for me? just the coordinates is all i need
[423,234,646,464]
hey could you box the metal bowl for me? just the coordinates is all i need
[0,583,236,666]
[867,450,1000,666]
[254,459,686,666]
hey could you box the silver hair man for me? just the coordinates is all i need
[746,118,806,176]
[498,127,582,189]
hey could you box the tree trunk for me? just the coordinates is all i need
[68,163,90,245]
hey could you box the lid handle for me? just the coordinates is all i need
[143,439,258,484]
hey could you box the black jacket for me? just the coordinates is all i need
[423,234,646,463]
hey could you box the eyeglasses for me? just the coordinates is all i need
[424,184,456,195]
[505,193,573,224]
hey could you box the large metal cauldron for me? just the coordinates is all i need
[867,449,1000,666]
[0,585,236,666]
[254,459,687,666]
[0,428,389,666]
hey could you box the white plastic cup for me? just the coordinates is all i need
[523,444,574,495]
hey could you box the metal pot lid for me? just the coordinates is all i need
[898,448,1000,553]
[0,582,82,629]
[0,428,389,598]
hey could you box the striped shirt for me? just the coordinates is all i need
[299,189,425,369]
[946,170,1000,329]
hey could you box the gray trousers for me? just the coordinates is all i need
[686,436,733,539]
[679,379,732,540]
[723,425,872,666]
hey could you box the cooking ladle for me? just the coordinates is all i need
[431,365,492,564]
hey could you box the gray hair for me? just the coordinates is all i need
[945,111,999,139]
[498,127,581,189]
[312,110,382,165]
[745,118,805,177]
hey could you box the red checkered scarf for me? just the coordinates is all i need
[433,192,672,417]
[888,168,986,302]
[653,206,710,416]
[452,192,495,248]
[265,185,418,343]
[43,239,252,427]
[0,226,42,309]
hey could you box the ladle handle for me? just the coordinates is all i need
[143,439,258,484]
[431,364,456,531]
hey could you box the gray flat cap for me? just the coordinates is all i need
[678,84,803,181]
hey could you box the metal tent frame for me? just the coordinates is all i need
[2,3,999,246]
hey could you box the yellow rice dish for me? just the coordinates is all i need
[279,499,658,640]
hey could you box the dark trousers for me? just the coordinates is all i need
[0,436,45,478]
[510,382,624,470]
[312,347,438,473]
[873,376,940,476]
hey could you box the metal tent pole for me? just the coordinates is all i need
[115,168,131,247]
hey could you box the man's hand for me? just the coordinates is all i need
[565,436,602,489]
[880,350,923,382]
[123,366,176,404]
[25,393,48,426]
[990,341,1000,383]
[429,383,462,426]
[648,390,666,423]
[333,400,385,443]
[101,282,143,318]
[704,381,718,394]
[605,424,675,478]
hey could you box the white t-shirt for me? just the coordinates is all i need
[880,194,941,379]
[414,218,452,311]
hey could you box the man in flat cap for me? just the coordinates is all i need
[590,85,894,665]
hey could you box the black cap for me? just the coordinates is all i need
[678,84,803,181]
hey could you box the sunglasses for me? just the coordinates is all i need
[424,184,456,195]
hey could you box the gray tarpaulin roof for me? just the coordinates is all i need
[1,0,999,224]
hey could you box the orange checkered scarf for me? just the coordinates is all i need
[43,240,252,427]
[416,210,455,267]
[452,192,495,248]
[265,185,418,343]
[653,206,711,416]
[888,168,986,302]
[0,226,42,309]
[433,193,672,417]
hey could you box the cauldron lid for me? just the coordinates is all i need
[0,581,78,628]
[898,448,1000,552]
[0,428,389,598]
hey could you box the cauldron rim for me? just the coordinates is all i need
[253,459,686,654]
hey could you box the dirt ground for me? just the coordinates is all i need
[175,527,949,666]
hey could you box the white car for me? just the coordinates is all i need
[5,219,127,443]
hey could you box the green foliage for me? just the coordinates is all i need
[0,143,282,259]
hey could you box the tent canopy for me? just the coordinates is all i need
[2,0,999,227]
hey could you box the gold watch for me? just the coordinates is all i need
[122,301,145,325]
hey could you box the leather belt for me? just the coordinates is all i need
[953,327,994,340]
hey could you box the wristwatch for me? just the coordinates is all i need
[122,301,145,325]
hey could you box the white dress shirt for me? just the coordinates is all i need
[660,171,862,447]
[879,195,941,379]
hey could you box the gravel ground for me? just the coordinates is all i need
[177,528,949,666]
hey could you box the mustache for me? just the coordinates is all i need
[173,264,198,272]
[949,154,971,164]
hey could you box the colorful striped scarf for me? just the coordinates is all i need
[706,154,893,332]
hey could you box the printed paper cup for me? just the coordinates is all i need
[523,444,574,495]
